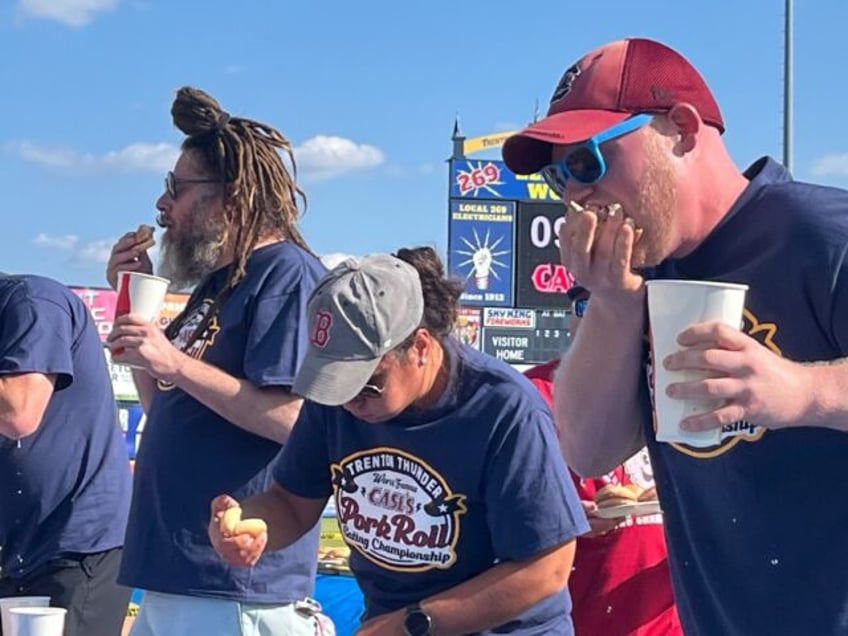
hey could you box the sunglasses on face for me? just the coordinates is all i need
[165,171,218,200]
[353,370,388,400]
[541,114,654,196]
[573,297,589,318]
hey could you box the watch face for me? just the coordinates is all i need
[405,609,431,636]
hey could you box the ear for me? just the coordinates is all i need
[410,328,432,367]
[666,103,701,154]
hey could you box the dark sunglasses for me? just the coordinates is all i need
[541,114,653,195]
[355,382,384,400]
[165,171,218,200]
[352,369,388,400]
[573,298,589,318]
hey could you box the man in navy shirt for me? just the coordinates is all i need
[0,274,132,636]
[504,37,848,635]
[105,87,327,635]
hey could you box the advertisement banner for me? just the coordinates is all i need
[514,201,576,308]
[481,308,570,365]
[449,159,561,202]
[72,287,118,343]
[453,307,482,350]
[482,307,535,328]
[447,200,515,307]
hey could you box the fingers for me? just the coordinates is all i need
[214,529,267,567]
[559,202,643,294]
[666,376,741,402]
[107,231,156,289]
[680,402,746,432]
[676,322,748,349]
[664,347,747,377]
[559,209,597,273]
[211,494,240,518]
[209,495,265,567]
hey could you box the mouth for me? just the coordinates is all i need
[567,200,623,221]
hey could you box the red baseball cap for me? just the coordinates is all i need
[502,38,725,175]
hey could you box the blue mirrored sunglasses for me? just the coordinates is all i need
[541,114,654,196]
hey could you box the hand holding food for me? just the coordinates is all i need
[559,200,645,296]
[218,505,268,538]
[106,223,157,289]
[133,224,156,251]
[637,486,658,502]
[208,495,268,568]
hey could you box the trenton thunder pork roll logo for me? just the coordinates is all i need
[332,448,467,572]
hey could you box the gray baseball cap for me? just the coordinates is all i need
[293,254,424,406]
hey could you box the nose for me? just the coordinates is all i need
[155,196,170,228]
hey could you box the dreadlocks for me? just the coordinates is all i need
[162,87,314,346]
[170,86,313,293]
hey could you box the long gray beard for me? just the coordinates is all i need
[158,235,224,292]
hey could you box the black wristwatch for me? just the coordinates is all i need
[404,603,432,636]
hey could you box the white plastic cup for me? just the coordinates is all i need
[646,279,749,448]
[115,271,170,322]
[0,598,51,636]
[7,607,66,636]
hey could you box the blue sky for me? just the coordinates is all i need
[2,0,847,287]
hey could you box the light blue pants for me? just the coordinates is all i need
[130,591,332,636]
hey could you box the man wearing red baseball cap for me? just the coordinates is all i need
[504,37,848,635]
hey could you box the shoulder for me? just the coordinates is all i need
[454,343,553,418]
[243,242,328,297]
[0,275,78,311]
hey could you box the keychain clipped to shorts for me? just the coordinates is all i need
[294,598,336,636]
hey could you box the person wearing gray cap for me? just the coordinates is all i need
[209,246,590,635]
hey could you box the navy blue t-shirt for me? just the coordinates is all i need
[119,242,326,602]
[644,157,848,635]
[0,275,131,578]
[275,340,589,634]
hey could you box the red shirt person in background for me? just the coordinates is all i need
[524,285,681,636]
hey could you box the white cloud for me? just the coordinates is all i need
[67,239,115,268]
[16,0,118,27]
[294,136,385,181]
[319,252,359,270]
[7,135,385,182]
[6,141,179,174]
[33,233,79,249]
[98,143,179,172]
[811,153,848,177]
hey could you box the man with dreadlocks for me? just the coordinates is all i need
[105,87,329,635]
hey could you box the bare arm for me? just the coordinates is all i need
[0,372,56,439]
[243,483,326,550]
[421,540,575,635]
[358,541,576,636]
[162,352,303,443]
[555,292,648,477]
[109,317,302,443]
[209,484,326,567]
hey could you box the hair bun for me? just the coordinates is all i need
[171,86,227,136]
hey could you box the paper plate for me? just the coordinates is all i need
[592,501,663,519]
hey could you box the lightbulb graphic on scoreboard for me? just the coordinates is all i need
[447,200,515,307]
